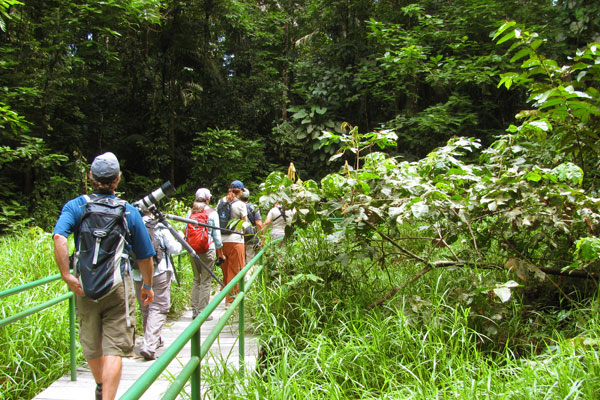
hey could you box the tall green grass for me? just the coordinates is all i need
[0,225,195,399]
[198,225,600,399]
[0,228,75,400]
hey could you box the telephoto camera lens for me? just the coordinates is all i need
[133,181,175,211]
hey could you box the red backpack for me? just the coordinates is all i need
[185,210,214,254]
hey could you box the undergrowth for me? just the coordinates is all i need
[0,220,194,400]
[199,224,600,399]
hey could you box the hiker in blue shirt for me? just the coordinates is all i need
[53,152,155,400]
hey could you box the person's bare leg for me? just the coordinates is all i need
[101,355,122,400]
[87,356,104,384]
[88,356,105,399]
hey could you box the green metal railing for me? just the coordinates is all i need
[0,238,280,396]
[121,239,281,400]
[0,273,78,381]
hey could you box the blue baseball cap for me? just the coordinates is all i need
[230,180,244,189]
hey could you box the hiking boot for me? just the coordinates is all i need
[95,383,102,400]
[140,348,156,361]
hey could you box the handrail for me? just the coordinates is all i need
[0,273,63,299]
[120,238,282,400]
[0,237,281,394]
[0,273,78,381]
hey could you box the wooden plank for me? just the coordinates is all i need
[33,300,258,400]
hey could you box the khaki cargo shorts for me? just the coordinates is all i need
[75,282,136,360]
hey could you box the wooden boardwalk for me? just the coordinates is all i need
[33,299,257,400]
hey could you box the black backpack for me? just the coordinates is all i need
[74,194,129,300]
[246,203,256,226]
[217,198,239,230]
[244,203,257,242]
[131,219,163,269]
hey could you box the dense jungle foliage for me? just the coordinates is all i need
[1,0,599,231]
[1,0,600,398]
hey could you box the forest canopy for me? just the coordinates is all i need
[0,0,599,232]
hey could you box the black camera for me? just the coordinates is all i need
[133,181,175,211]
[216,257,225,266]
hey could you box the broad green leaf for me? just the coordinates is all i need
[531,88,559,104]
[359,171,380,180]
[571,62,590,71]
[493,21,516,40]
[264,171,293,193]
[292,110,308,119]
[356,181,371,195]
[564,85,593,99]
[525,170,542,182]
[528,120,551,131]
[550,162,583,186]
[496,30,516,45]
[522,58,542,68]
[321,173,347,199]
[530,39,543,50]
[538,97,565,109]
[575,237,600,262]
[510,47,531,63]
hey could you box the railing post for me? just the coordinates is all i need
[69,293,77,381]
[191,329,201,399]
[239,277,245,375]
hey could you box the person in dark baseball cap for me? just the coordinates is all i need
[230,180,244,190]
[219,179,248,305]
[53,149,155,400]
[90,152,121,184]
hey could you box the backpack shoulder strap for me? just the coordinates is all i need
[246,203,256,224]
[74,195,92,234]
[275,205,287,222]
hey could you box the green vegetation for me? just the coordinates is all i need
[0,223,195,400]
[1,1,600,399]
[200,22,600,398]
[199,226,600,399]
[1,0,599,232]
[0,229,72,400]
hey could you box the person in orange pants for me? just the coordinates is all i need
[217,180,248,304]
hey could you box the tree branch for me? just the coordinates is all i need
[365,265,433,310]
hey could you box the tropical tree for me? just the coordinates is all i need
[258,25,600,342]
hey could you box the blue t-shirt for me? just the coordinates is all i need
[53,193,156,260]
